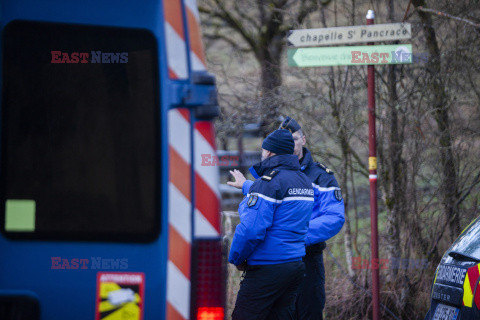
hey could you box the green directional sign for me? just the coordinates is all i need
[288,44,413,67]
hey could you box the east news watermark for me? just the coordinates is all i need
[351,50,429,64]
[201,154,239,166]
[51,257,128,270]
[51,51,128,64]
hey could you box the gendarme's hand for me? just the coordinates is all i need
[236,260,247,271]
[227,169,246,189]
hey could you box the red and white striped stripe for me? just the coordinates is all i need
[165,1,220,319]
[167,117,221,320]
[164,0,207,79]
[194,121,220,237]
[185,1,220,239]
[164,0,188,79]
[183,0,207,72]
[167,109,192,320]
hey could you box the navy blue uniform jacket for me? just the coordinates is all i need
[242,148,345,247]
[228,154,314,266]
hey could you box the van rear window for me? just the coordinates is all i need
[0,21,160,242]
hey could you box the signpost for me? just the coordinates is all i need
[288,44,413,67]
[287,23,411,47]
[287,10,412,320]
[366,10,380,320]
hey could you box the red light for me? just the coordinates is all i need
[197,307,224,320]
[192,240,225,319]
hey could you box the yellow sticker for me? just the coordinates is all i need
[369,157,377,170]
[5,200,36,232]
[95,272,145,320]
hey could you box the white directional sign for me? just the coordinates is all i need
[287,23,411,47]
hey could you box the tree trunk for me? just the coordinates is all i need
[327,70,354,277]
[342,167,355,278]
[256,2,285,135]
[259,37,283,94]
[384,0,404,283]
[258,46,283,134]
[412,0,461,241]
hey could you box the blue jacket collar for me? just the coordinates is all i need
[249,154,300,179]
[300,147,313,171]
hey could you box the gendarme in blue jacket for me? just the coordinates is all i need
[228,154,314,266]
[242,147,345,247]
[300,147,345,246]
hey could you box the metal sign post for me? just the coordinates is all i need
[367,9,380,320]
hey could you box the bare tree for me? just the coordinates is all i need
[199,0,323,132]
[381,0,406,285]
[412,0,461,243]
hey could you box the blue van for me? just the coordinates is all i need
[0,0,225,319]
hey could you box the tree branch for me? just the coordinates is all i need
[203,32,251,53]
[456,170,480,208]
[416,6,480,30]
[208,0,259,52]
[296,0,318,25]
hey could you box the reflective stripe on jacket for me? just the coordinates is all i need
[229,154,314,266]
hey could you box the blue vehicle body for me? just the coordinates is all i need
[0,0,222,319]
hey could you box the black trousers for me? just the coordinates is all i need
[232,260,305,320]
[296,244,326,320]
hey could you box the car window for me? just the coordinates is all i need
[448,216,480,260]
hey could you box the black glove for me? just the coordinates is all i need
[236,261,247,271]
